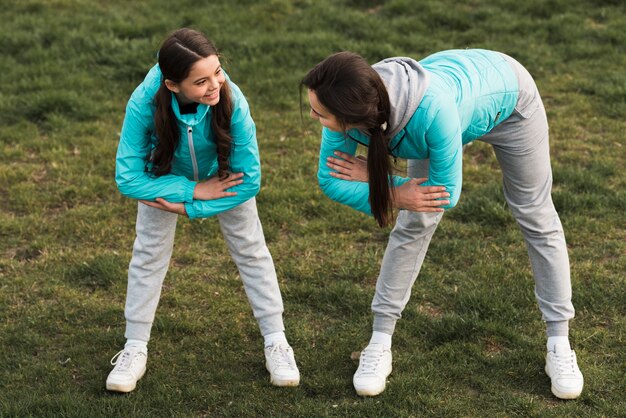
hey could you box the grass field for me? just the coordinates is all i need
[1,0,625,416]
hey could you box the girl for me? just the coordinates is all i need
[108,28,299,393]
[301,49,583,399]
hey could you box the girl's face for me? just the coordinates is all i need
[308,89,344,132]
[165,55,225,106]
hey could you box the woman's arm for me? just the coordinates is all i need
[421,99,463,209]
[325,150,449,213]
[317,128,412,216]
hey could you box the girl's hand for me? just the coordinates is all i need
[327,151,368,182]
[393,178,450,212]
[140,198,187,216]
[193,172,244,200]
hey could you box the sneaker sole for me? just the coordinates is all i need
[270,377,300,387]
[106,368,146,393]
[355,385,386,397]
[266,362,300,387]
[544,365,583,400]
[354,366,392,397]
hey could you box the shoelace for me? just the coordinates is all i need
[552,351,578,375]
[110,349,133,370]
[357,349,383,375]
[268,345,294,369]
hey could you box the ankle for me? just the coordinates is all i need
[125,339,148,353]
[264,331,288,348]
[547,336,571,352]
[369,331,392,349]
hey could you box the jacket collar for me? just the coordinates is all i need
[170,94,210,127]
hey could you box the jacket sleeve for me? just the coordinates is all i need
[115,99,196,202]
[317,128,410,216]
[423,99,463,209]
[184,87,261,219]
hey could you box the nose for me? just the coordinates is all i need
[309,109,318,120]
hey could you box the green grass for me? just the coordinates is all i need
[1,0,625,416]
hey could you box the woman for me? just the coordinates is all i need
[108,28,299,392]
[302,49,583,399]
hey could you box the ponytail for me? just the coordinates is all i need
[152,83,179,176]
[367,125,393,227]
[212,82,233,179]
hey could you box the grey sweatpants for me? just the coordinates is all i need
[123,197,285,342]
[372,55,575,337]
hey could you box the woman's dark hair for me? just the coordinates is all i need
[152,28,233,178]
[301,51,393,227]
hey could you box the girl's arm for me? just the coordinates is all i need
[184,86,261,219]
[317,128,410,216]
[115,101,196,203]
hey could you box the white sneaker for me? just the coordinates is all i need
[264,343,300,387]
[106,347,148,393]
[353,343,392,396]
[545,344,584,399]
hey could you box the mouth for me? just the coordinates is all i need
[204,90,219,99]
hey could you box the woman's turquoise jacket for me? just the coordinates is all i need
[115,64,260,219]
[318,49,520,216]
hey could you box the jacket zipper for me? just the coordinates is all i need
[187,126,199,181]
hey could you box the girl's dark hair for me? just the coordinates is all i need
[301,51,393,227]
[152,28,233,178]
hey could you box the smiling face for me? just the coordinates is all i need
[165,55,225,106]
[307,89,345,132]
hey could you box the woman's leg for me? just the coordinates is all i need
[483,54,582,399]
[354,159,443,397]
[371,159,444,335]
[491,125,575,330]
[483,55,575,334]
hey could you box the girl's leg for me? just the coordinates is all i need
[124,202,178,342]
[107,202,178,393]
[371,159,444,335]
[217,198,298,387]
[217,197,285,336]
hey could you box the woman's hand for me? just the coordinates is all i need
[193,172,244,200]
[327,151,368,182]
[140,198,187,216]
[393,178,450,212]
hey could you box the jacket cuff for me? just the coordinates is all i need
[184,180,196,202]
[185,202,197,219]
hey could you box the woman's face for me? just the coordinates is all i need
[307,89,344,132]
[165,55,225,106]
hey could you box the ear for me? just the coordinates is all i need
[164,79,180,93]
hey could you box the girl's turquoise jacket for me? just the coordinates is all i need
[115,64,260,219]
[318,49,519,216]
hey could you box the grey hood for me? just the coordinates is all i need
[372,57,430,140]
